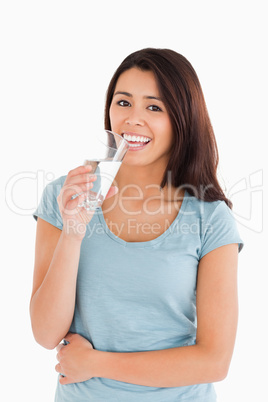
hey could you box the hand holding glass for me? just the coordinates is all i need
[78,130,129,210]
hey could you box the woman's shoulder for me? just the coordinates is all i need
[45,175,66,191]
[39,175,67,200]
[184,190,233,223]
[33,175,67,229]
[183,191,244,257]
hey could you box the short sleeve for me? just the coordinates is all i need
[33,176,65,230]
[199,201,244,259]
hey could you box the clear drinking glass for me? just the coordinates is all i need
[78,130,129,210]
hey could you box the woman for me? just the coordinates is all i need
[30,48,243,401]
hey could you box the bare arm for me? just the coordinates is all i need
[30,218,82,350]
[56,243,239,386]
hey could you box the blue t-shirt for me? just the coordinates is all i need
[33,176,244,402]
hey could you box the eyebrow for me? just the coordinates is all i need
[114,91,163,102]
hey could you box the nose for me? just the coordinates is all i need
[125,107,145,127]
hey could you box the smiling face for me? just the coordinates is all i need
[109,68,174,168]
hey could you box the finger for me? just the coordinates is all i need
[59,375,72,385]
[61,182,94,203]
[58,184,94,213]
[75,204,95,225]
[55,363,62,373]
[66,165,92,180]
[56,343,64,353]
[64,172,97,187]
[105,185,119,200]
[66,193,94,217]
[64,332,74,342]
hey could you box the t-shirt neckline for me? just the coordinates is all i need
[96,190,189,248]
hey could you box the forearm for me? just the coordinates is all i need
[94,344,226,388]
[30,232,82,349]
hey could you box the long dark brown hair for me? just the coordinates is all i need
[104,48,232,208]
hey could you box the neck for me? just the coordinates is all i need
[114,163,182,202]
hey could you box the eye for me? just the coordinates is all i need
[148,105,162,112]
[117,100,131,107]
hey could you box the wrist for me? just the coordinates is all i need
[61,227,85,244]
[92,350,113,379]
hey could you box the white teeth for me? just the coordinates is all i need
[123,134,151,143]
[129,143,144,147]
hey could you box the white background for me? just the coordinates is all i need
[1,1,267,401]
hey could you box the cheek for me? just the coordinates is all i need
[163,117,173,144]
[109,106,121,130]
[153,118,173,143]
